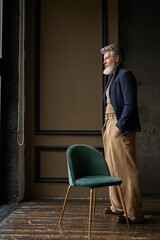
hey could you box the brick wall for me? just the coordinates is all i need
[1,0,24,203]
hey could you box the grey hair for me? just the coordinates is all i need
[101,44,124,62]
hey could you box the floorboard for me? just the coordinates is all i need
[0,197,159,240]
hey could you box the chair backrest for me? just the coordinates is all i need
[66,144,110,186]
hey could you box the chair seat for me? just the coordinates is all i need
[75,175,122,188]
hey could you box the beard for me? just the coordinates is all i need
[103,63,116,75]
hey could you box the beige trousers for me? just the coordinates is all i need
[102,118,144,221]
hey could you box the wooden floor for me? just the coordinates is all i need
[0,197,160,240]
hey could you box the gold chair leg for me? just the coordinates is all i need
[117,185,129,229]
[93,188,96,218]
[88,188,93,240]
[58,185,71,225]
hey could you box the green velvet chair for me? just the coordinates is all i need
[59,144,129,239]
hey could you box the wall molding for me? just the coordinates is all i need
[34,0,107,135]
[35,145,104,183]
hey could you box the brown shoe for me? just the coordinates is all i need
[104,207,123,215]
[116,215,144,224]
[116,215,132,223]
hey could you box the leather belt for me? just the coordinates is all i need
[105,113,116,120]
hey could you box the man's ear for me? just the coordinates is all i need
[115,56,120,63]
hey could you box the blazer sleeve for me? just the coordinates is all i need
[116,71,138,132]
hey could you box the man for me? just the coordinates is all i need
[101,44,144,223]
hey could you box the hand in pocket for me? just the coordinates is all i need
[114,125,121,137]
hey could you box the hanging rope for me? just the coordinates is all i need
[17,0,25,146]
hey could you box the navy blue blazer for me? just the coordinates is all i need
[103,64,141,135]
